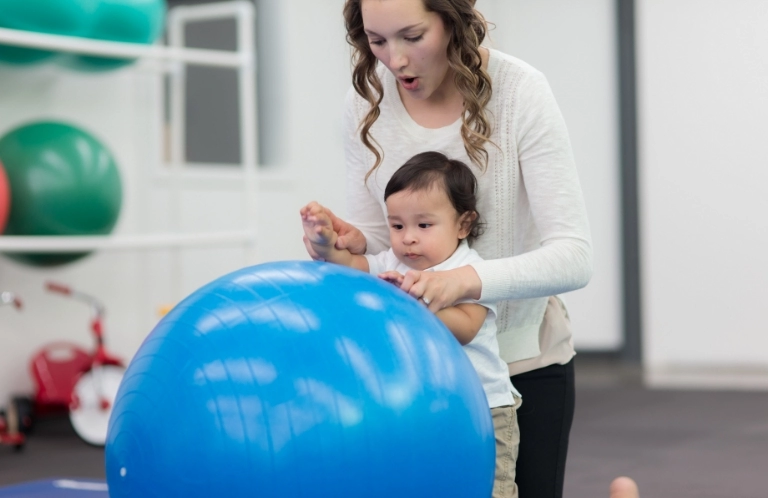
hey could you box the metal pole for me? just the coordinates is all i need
[617,0,643,362]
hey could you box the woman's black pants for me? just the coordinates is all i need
[511,359,575,498]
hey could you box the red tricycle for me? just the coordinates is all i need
[24,282,126,446]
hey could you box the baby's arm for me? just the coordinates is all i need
[300,201,369,272]
[379,270,486,345]
[435,303,488,345]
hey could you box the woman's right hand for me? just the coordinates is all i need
[325,207,367,255]
[302,206,367,260]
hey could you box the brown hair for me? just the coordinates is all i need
[343,0,494,180]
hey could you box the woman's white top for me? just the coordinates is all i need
[345,49,593,365]
[366,240,517,408]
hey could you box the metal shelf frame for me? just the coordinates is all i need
[0,1,259,256]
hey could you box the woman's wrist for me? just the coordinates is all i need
[455,265,482,301]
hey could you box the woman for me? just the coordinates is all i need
[314,0,593,496]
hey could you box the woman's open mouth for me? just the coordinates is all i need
[399,76,419,91]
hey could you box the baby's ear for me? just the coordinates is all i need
[458,211,478,239]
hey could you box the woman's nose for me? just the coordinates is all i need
[389,43,408,71]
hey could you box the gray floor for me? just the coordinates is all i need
[567,359,768,498]
[1,359,767,497]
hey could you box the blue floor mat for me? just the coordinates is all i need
[0,479,108,497]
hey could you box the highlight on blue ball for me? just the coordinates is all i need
[105,261,495,497]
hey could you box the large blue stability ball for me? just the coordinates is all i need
[106,261,495,498]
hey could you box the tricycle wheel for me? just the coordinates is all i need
[70,365,125,446]
[11,396,35,434]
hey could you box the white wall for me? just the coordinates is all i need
[478,0,622,351]
[637,0,768,388]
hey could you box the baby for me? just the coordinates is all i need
[301,151,521,497]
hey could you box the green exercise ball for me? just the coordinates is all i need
[62,0,166,72]
[0,0,93,65]
[0,121,123,266]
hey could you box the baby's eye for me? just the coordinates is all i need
[391,224,403,230]
[418,223,432,229]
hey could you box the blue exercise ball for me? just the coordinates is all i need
[105,261,495,498]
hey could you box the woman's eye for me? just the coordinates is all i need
[369,39,385,47]
[405,35,423,43]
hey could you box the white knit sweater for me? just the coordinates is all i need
[344,49,593,363]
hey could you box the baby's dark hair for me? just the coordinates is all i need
[384,151,484,244]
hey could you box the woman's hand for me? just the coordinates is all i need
[398,265,483,312]
[325,208,367,255]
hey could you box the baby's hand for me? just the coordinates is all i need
[300,202,337,256]
[378,271,405,287]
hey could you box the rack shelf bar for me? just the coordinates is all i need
[0,231,256,253]
[0,27,247,69]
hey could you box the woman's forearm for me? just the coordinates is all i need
[471,238,592,302]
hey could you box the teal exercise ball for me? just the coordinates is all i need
[0,121,123,267]
[62,0,167,72]
[0,0,93,65]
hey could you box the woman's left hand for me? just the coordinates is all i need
[398,265,483,313]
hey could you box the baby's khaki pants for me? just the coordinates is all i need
[491,395,522,498]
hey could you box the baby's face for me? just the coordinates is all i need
[385,186,468,271]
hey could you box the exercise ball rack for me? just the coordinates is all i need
[0,0,259,257]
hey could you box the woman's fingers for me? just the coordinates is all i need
[324,207,367,255]
[399,269,421,295]
[337,234,366,255]
[400,270,464,313]
[401,270,438,312]
[335,224,367,254]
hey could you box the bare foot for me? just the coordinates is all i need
[300,201,337,247]
[610,477,639,498]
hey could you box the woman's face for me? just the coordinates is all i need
[361,0,453,102]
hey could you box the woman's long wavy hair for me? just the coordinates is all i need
[343,0,494,180]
